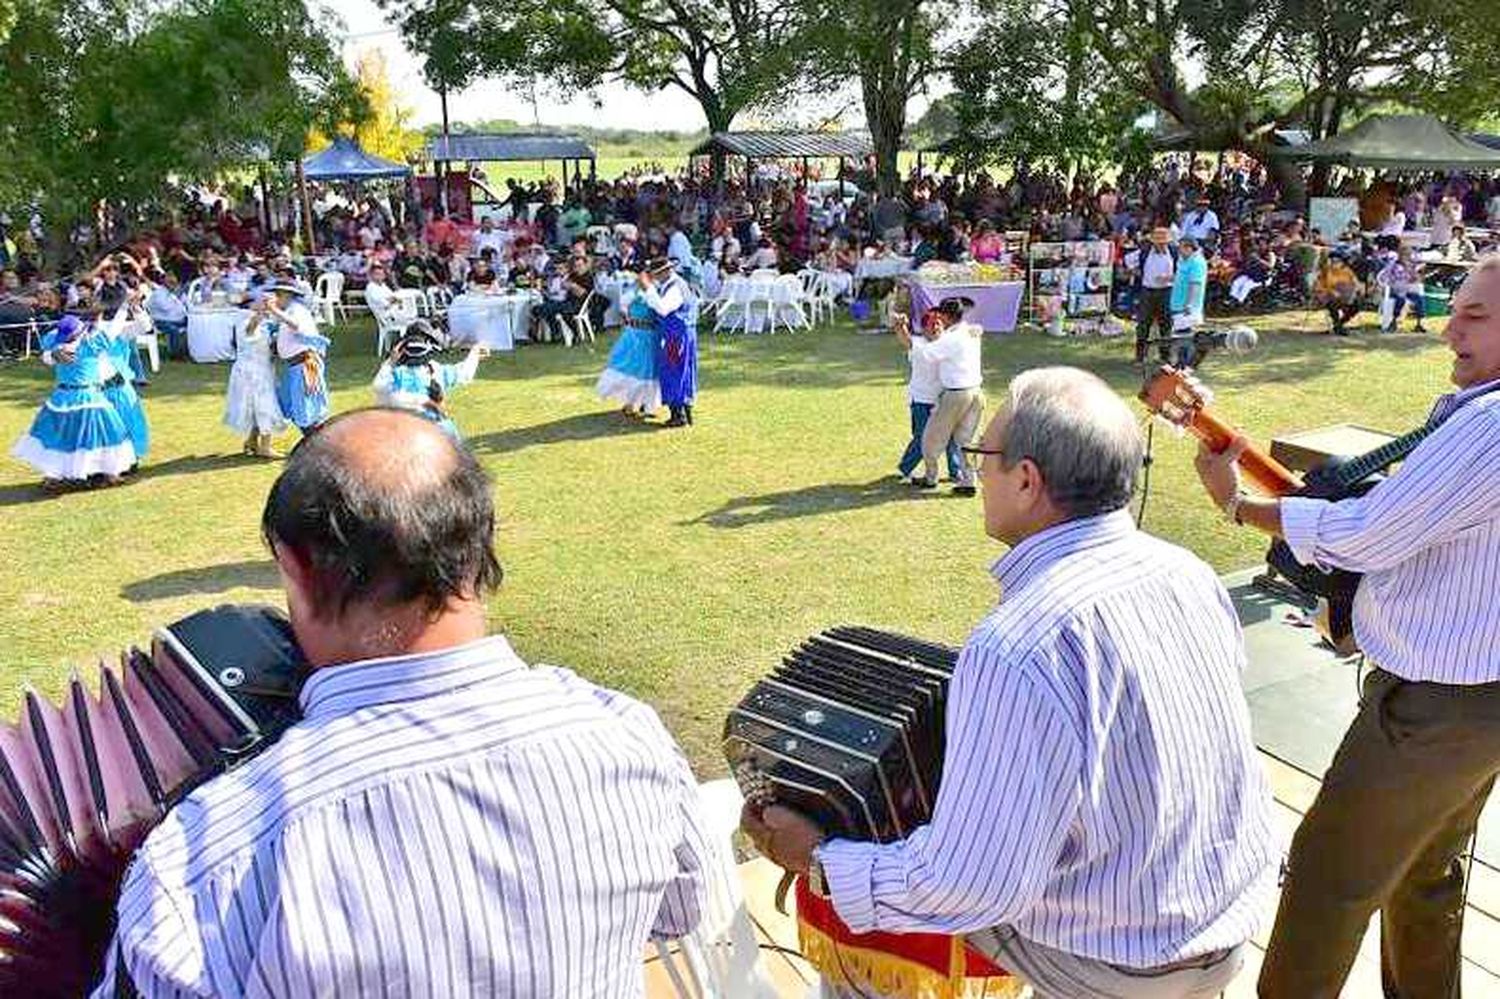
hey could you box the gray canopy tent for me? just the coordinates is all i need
[426,133,597,192]
[1271,114,1500,172]
[689,131,873,191]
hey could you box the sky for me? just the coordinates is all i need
[323,0,720,132]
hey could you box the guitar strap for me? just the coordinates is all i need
[1327,380,1500,490]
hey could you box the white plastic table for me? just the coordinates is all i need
[186,308,250,362]
[446,292,538,350]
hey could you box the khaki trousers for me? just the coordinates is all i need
[1260,668,1500,998]
[922,387,983,485]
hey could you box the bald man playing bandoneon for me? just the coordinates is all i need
[96,408,711,998]
[1195,256,1500,997]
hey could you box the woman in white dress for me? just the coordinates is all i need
[223,302,289,458]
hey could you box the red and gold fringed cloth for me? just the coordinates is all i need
[793,877,1023,999]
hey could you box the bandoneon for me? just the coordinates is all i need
[0,605,305,998]
[725,627,1016,999]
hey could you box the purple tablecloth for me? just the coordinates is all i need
[909,280,1025,333]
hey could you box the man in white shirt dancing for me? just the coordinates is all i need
[905,296,983,495]
[746,367,1277,998]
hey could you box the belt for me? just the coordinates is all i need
[283,351,311,366]
[943,385,982,392]
[56,382,96,390]
[1120,947,1233,975]
[103,374,125,389]
[625,320,655,330]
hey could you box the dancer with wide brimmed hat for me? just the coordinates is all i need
[639,256,698,428]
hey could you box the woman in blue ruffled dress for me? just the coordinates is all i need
[372,322,486,437]
[594,284,661,419]
[10,314,137,490]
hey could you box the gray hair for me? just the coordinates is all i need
[999,367,1144,518]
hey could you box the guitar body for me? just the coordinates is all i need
[1264,465,1382,654]
[1139,366,1424,656]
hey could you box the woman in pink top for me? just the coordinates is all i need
[970,220,1006,263]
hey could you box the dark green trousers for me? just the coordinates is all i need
[1260,668,1500,998]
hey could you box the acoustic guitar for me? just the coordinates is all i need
[1139,367,1427,654]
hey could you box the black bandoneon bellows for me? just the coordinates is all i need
[0,605,305,998]
[723,626,958,843]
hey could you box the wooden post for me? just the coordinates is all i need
[838,157,846,198]
[295,156,316,254]
[438,87,451,215]
[258,164,272,237]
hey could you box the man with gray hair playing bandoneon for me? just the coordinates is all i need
[746,367,1277,999]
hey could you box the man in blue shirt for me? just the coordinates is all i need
[1168,236,1208,367]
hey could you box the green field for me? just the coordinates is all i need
[0,312,1451,769]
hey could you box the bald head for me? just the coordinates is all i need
[262,408,501,621]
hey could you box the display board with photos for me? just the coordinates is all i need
[1028,240,1116,325]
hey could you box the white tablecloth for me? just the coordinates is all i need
[187,308,250,362]
[446,292,538,351]
[854,257,914,287]
[597,273,637,326]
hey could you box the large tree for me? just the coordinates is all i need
[0,0,362,253]
[1065,0,1500,195]
[384,0,805,137]
[793,0,952,196]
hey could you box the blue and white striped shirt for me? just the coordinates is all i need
[818,511,1277,967]
[1282,379,1500,684]
[94,635,710,998]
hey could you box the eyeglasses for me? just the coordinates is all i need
[960,445,1007,471]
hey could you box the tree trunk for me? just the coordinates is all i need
[701,100,734,189]
[864,77,905,197]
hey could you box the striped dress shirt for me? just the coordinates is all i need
[93,635,710,998]
[818,511,1277,967]
[1281,379,1500,684]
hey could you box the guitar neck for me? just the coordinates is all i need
[1187,408,1303,497]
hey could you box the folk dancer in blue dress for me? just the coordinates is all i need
[9,313,137,491]
[595,279,662,419]
[372,321,486,437]
[262,280,331,435]
[94,283,152,470]
[641,257,698,427]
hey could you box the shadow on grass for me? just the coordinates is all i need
[133,453,269,483]
[121,559,281,603]
[468,409,658,454]
[687,476,963,529]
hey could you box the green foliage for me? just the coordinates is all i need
[940,0,1148,172]
[384,0,806,133]
[0,0,361,241]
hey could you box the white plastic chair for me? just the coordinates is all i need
[653,779,780,999]
[565,291,598,348]
[425,286,452,317]
[185,278,204,305]
[313,272,347,325]
[796,270,826,325]
[374,292,422,356]
[712,278,753,334]
[137,328,161,372]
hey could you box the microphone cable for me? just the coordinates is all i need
[1136,415,1156,529]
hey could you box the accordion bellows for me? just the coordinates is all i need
[0,605,306,997]
[724,626,958,844]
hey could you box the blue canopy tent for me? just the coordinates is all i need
[302,136,411,181]
[296,137,411,251]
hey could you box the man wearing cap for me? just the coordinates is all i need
[1135,227,1177,364]
[640,257,698,427]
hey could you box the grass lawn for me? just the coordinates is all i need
[0,309,1453,770]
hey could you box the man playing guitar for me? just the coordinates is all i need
[1193,255,1500,997]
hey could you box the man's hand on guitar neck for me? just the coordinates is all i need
[1195,438,1285,537]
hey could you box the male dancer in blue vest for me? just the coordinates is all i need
[639,257,698,427]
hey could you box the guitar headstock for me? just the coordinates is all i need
[1138,366,1213,429]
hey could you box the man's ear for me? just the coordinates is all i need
[272,543,318,612]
